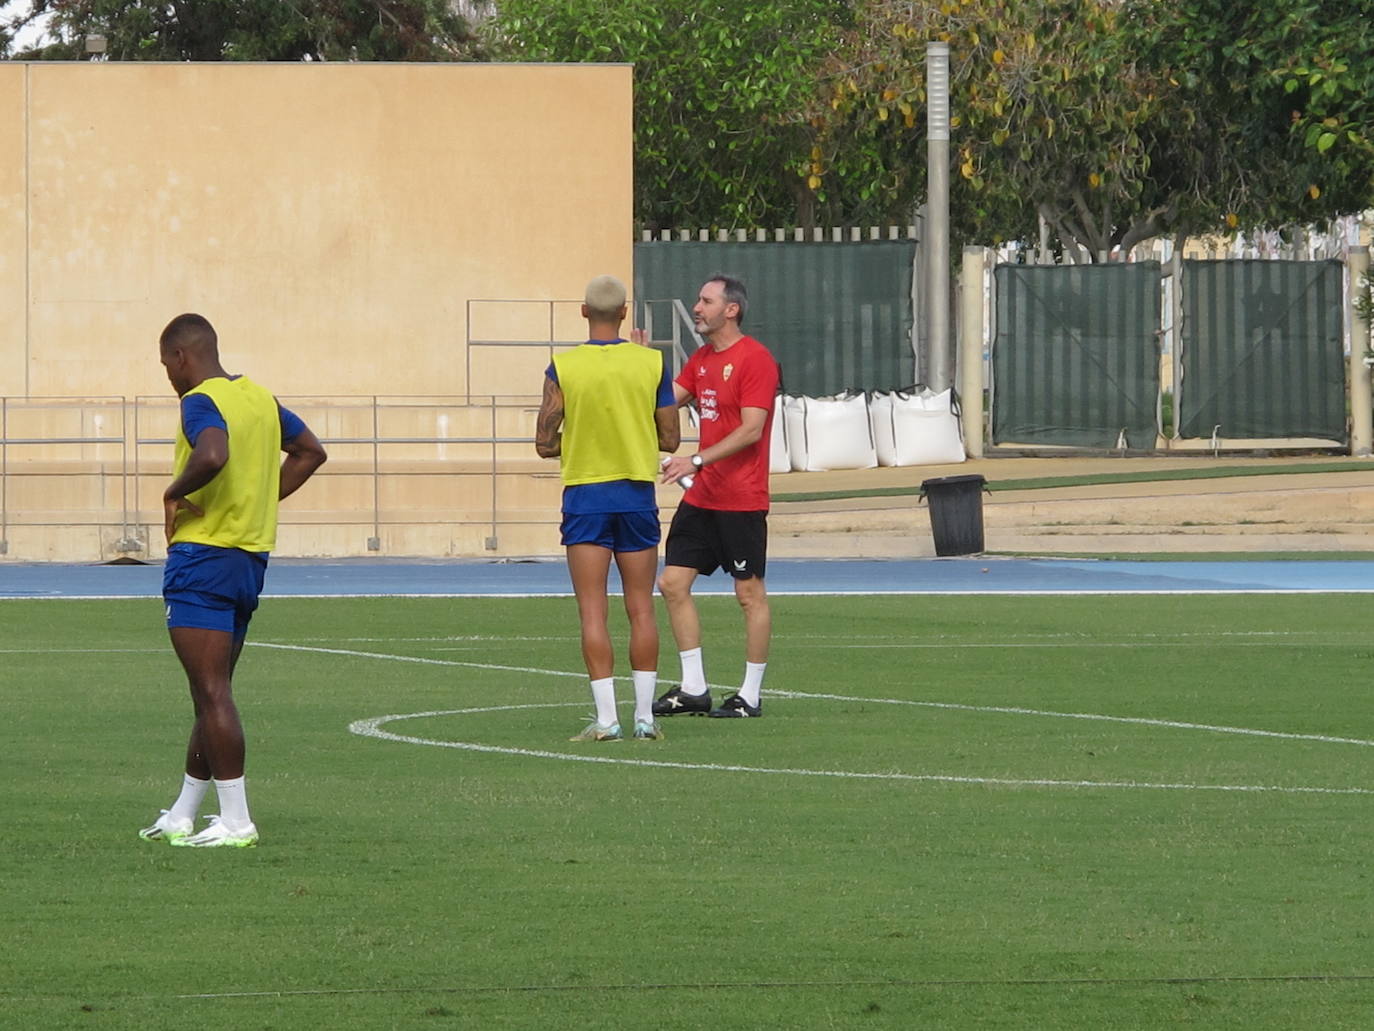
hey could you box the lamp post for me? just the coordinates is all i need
[925,42,951,392]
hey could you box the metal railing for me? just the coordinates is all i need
[466,297,679,401]
[0,394,566,560]
[0,396,141,556]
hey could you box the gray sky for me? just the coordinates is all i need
[3,3,55,51]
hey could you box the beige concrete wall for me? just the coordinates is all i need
[0,395,699,561]
[0,65,25,397]
[9,62,632,400]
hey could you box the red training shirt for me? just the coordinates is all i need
[674,334,780,512]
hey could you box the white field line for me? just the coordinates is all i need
[4,624,1365,658]
[771,691,1374,748]
[780,641,1350,650]
[246,642,1374,796]
[280,628,1370,652]
[348,705,1374,797]
[0,647,164,654]
[253,643,1374,749]
[10,639,1371,753]
[252,641,586,679]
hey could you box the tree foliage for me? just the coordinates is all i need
[1269,0,1374,203]
[484,0,850,231]
[1127,0,1371,239]
[814,0,1170,253]
[819,0,1374,257]
[2,0,485,62]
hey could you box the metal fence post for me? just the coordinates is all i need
[959,246,987,458]
[486,398,499,550]
[1,397,7,554]
[1350,246,1372,456]
[368,396,381,551]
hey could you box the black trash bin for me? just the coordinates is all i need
[919,474,988,556]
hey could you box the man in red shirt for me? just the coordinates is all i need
[656,275,780,718]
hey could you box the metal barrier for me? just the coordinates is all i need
[0,394,562,560]
[466,297,680,402]
[0,396,140,556]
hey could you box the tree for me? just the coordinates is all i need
[814,0,1171,255]
[2,0,486,62]
[1269,0,1374,206]
[1127,0,1372,241]
[485,0,850,230]
[814,0,1374,257]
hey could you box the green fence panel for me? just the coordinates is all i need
[634,240,916,397]
[1177,260,1346,441]
[991,263,1161,448]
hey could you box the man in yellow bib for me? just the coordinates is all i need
[535,276,680,741]
[139,313,327,848]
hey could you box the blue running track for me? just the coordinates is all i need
[3,557,1373,599]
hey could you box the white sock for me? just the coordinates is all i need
[168,774,209,823]
[590,677,618,727]
[739,661,767,707]
[679,647,707,695]
[632,669,658,724]
[213,776,252,829]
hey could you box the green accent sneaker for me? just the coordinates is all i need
[169,815,259,848]
[569,720,622,742]
[138,809,193,844]
[632,719,664,740]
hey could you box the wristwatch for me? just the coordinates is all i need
[691,454,705,470]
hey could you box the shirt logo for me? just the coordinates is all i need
[698,365,706,375]
[699,390,719,421]
[723,363,733,382]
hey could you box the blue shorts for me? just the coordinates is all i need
[560,510,661,552]
[163,543,269,638]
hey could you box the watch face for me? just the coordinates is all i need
[692,455,704,468]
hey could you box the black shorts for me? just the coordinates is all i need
[664,501,768,579]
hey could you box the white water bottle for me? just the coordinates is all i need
[661,456,694,489]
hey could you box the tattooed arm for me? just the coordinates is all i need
[534,374,564,458]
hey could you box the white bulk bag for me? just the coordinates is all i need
[869,392,897,466]
[769,393,791,474]
[787,392,878,472]
[784,395,808,472]
[882,388,966,466]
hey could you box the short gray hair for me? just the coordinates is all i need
[706,273,748,327]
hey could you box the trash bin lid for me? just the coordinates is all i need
[920,474,987,489]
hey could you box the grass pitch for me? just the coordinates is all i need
[4,591,1374,1029]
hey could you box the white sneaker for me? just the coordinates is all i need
[138,809,194,843]
[568,720,622,742]
[169,814,259,848]
[632,719,664,740]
